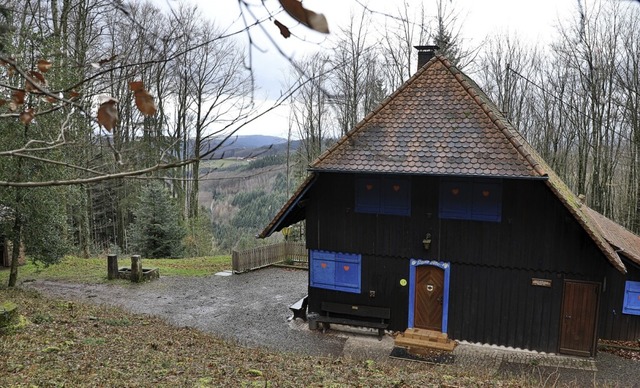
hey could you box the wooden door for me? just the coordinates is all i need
[414,266,444,331]
[559,280,600,356]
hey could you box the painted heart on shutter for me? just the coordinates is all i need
[482,190,490,197]
[343,265,350,271]
[321,263,327,269]
[393,184,400,192]
[366,184,373,190]
[451,188,459,195]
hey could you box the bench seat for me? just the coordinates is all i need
[314,301,390,339]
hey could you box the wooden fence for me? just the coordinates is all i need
[232,242,307,273]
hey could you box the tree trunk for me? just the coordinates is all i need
[8,200,23,288]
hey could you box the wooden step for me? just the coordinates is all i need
[402,328,449,342]
[404,328,448,338]
[395,335,457,352]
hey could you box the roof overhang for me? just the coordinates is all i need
[258,174,317,239]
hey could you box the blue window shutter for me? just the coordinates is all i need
[310,251,335,288]
[381,178,411,216]
[310,250,361,294]
[439,180,471,219]
[334,253,361,292]
[355,178,380,213]
[623,281,640,316]
[471,180,502,222]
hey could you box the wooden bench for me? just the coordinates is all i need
[314,301,390,339]
[289,295,308,321]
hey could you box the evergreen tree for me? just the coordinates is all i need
[129,182,185,258]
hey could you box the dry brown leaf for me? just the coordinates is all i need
[134,89,157,116]
[274,20,291,38]
[26,71,47,93]
[128,81,144,92]
[68,90,81,99]
[0,99,6,107]
[19,108,35,125]
[91,54,118,69]
[12,90,25,106]
[37,59,52,73]
[97,98,118,132]
[278,0,329,34]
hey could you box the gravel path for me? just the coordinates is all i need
[22,267,639,386]
[24,267,346,356]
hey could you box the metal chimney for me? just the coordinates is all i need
[414,45,440,72]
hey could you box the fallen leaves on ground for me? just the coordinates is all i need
[599,339,640,361]
[0,287,526,387]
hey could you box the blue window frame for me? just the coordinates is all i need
[439,178,502,222]
[310,250,361,293]
[623,281,640,316]
[355,177,411,216]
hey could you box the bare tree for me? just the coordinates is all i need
[289,52,332,174]
[380,2,430,89]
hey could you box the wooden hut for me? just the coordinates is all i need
[260,51,640,357]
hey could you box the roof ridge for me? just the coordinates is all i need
[310,55,442,169]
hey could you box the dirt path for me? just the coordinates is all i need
[23,267,348,356]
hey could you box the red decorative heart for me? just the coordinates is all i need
[482,190,490,197]
[366,184,373,191]
[343,265,350,271]
[321,263,327,269]
[451,188,459,195]
[393,184,400,192]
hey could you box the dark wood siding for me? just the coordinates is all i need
[599,260,640,341]
[305,172,633,352]
[447,264,563,353]
[308,254,410,331]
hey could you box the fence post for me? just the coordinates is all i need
[107,254,119,280]
[231,250,239,273]
[131,255,142,282]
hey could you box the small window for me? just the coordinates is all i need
[355,177,410,216]
[310,250,361,293]
[439,178,502,222]
[623,281,640,316]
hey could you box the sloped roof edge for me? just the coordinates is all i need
[444,56,627,274]
[258,174,317,239]
[583,206,640,267]
[310,55,444,170]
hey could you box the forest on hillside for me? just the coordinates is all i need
[1,0,639,286]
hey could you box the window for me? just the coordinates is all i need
[439,178,502,222]
[310,250,361,293]
[355,177,411,216]
[623,281,640,316]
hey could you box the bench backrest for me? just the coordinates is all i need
[321,301,390,319]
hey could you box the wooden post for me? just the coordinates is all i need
[107,254,119,280]
[131,255,142,282]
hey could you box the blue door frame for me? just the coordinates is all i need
[408,259,451,333]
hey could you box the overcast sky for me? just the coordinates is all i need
[158,0,584,138]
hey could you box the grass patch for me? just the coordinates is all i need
[0,255,231,285]
[0,287,529,387]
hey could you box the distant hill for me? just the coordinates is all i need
[197,135,300,159]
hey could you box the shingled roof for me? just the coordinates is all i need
[310,56,542,178]
[259,55,633,273]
